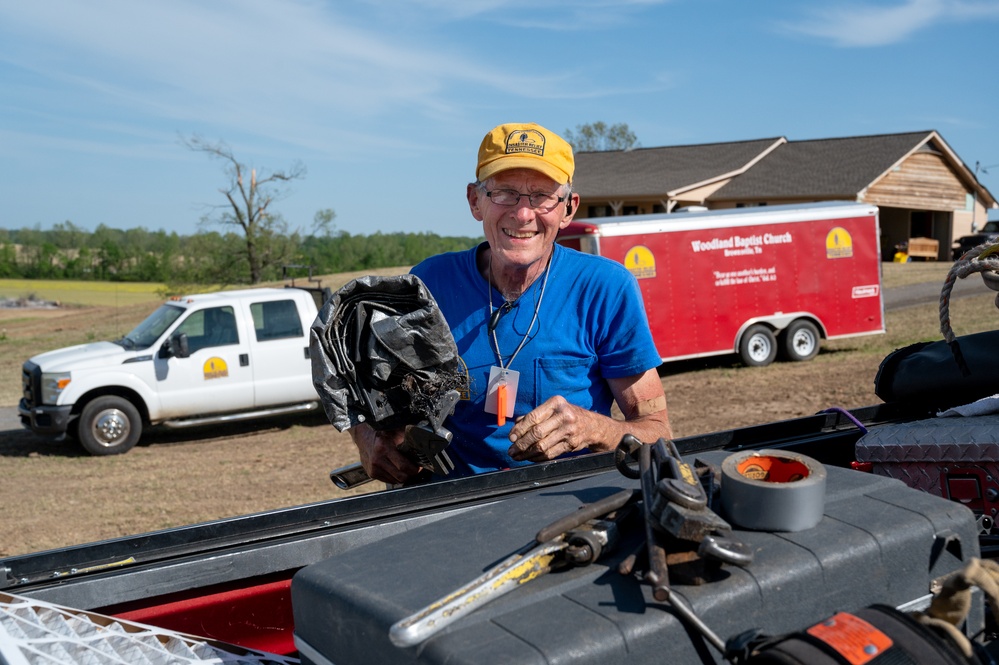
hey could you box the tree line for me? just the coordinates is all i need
[0,221,481,285]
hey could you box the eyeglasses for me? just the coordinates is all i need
[484,189,566,212]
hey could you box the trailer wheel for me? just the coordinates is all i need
[78,396,142,456]
[780,320,821,362]
[739,324,777,367]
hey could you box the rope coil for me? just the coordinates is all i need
[938,240,999,376]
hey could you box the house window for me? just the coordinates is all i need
[623,206,639,215]
[587,205,610,218]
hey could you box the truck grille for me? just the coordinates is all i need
[21,362,40,409]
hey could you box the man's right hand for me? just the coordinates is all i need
[350,423,422,485]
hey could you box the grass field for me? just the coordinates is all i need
[0,279,168,307]
[0,260,956,305]
[0,266,413,308]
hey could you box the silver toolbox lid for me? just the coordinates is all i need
[855,415,999,463]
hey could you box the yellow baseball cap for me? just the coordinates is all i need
[476,123,574,185]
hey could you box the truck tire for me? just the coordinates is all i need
[78,396,142,456]
[780,320,821,362]
[739,324,777,367]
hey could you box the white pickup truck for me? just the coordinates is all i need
[18,285,329,455]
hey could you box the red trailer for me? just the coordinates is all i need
[559,201,884,367]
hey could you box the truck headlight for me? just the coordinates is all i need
[41,372,72,405]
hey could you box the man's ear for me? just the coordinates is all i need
[467,183,484,221]
[562,191,580,224]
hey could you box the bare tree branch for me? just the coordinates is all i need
[183,135,306,283]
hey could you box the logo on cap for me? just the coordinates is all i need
[505,129,546,157]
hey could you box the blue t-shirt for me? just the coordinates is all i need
[411,243,661,477]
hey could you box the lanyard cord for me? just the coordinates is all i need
[488,250,552,370]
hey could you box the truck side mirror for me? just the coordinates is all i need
[162,332,190,359]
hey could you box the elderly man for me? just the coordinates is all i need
[351,122,671,483]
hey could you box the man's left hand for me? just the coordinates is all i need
[507,395,599,462]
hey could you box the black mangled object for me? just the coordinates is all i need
[310,274,465,437]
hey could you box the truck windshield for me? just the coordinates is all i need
[116,304,185,350]
[983,221,999,233]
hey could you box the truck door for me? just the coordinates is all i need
[245,297,315,407]
[154,306,255,418]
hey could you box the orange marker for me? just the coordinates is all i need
[496,383,508,427]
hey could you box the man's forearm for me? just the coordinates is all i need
[587,409,672,453]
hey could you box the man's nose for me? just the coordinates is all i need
[513,200,537,221]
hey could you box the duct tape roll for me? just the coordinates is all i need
[721,449,827,532]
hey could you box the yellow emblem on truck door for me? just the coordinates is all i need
[203,357,229,380]
[624,245,656,279]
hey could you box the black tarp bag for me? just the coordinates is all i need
[875,244,999,412]
[310,273,466,433]
[874,329,999,412]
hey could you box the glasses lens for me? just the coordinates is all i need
[529,192,561,210]
[486,189,563,211]
[487,189,518,205]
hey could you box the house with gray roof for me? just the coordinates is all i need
[573,131,997,260]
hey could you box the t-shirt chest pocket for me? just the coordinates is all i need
[534,356,598,409]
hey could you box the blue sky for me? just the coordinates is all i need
[2,0,999,239]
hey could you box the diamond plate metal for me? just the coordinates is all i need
[0,591,299,665]
[855,415,999,532]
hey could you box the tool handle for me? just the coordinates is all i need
[389,540,565,647]
[329,462,374,490]
[535,489,637,543]
[639,443,671,601]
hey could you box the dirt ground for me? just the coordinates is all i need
[2,262,997,558]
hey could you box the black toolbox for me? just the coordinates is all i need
[291,451,980,665]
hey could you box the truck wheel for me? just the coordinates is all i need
[78,396,142,456]
[780,320,821,362]
[739,324,777,367]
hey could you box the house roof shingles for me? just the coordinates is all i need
[707,131,934,201]
[572,137,783,199]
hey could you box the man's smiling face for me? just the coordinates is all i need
[468,168,576,274]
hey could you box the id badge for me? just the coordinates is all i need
[485,366,519,425]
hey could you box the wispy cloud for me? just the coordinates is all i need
[0,0,677,161]
[358,0,672,27]
[778,0,999,47]
[0,0,496,157]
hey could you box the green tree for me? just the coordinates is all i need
[49,221,88,249]
[92,225,126,280]
[312,208,336,237]
[175,230,248,286]
[184,136,307,284]
[0,242,16,278]
[563,122,638,152]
